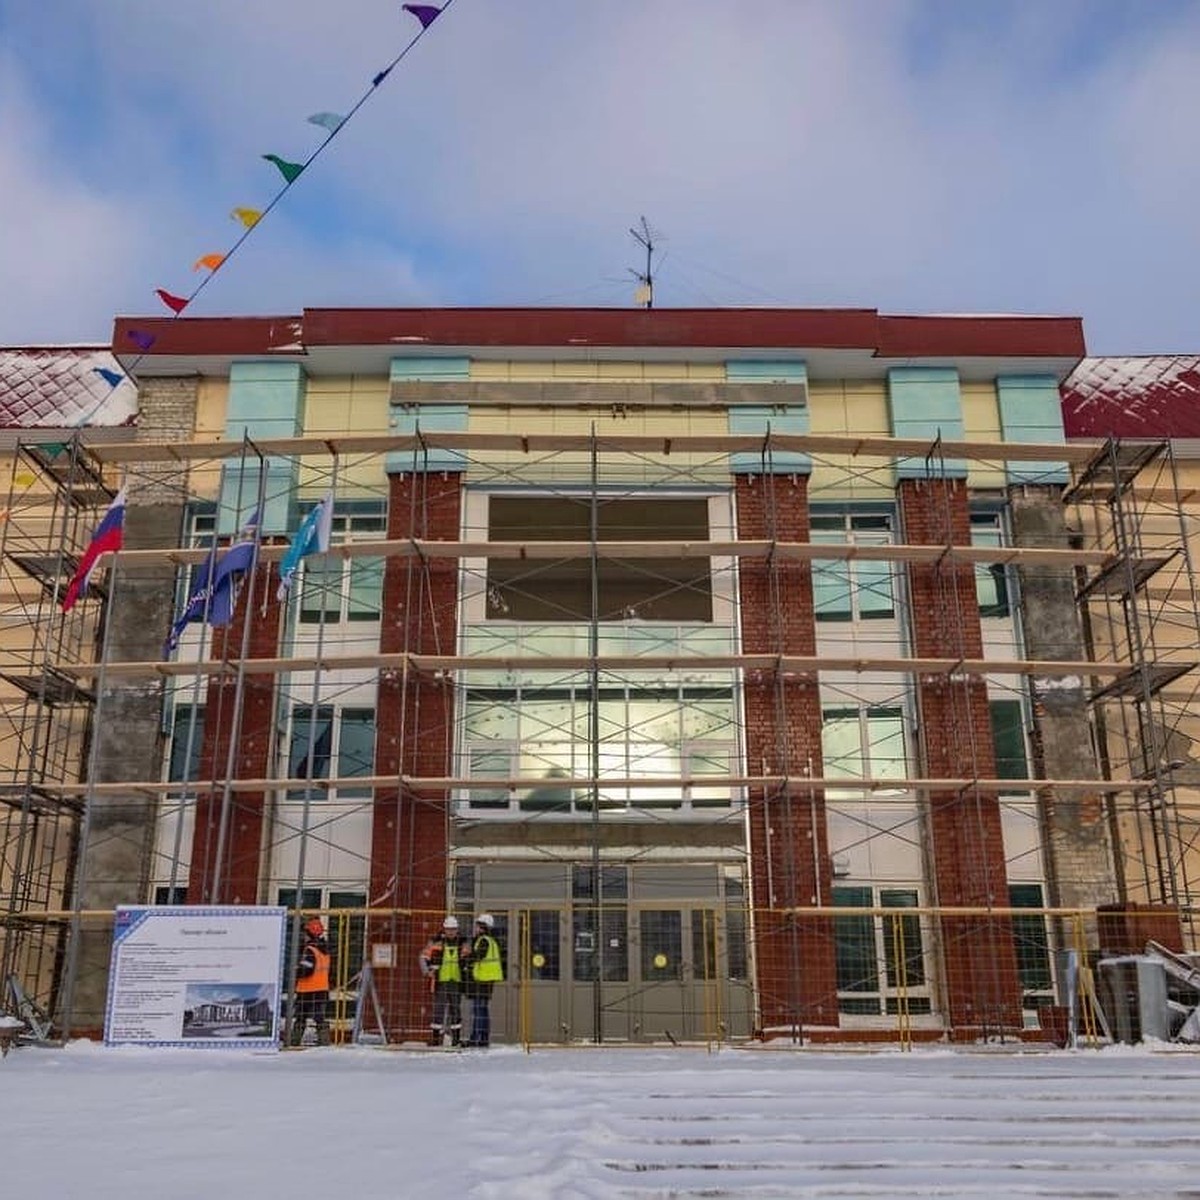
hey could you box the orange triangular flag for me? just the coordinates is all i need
[193,254,226,272]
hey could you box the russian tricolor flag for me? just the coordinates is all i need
[61,488,126,613]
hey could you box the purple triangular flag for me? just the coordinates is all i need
[403,4,442,29]
[127,329,156,352]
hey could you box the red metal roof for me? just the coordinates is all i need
[1062,356,1200,439]
[111,307,1086,362]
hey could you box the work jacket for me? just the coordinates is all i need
[471,934,504,983]
[421,934,466,985]
[296,941,330,994]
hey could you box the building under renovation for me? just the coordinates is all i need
[1,308,1193,1046]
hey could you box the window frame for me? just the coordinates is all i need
[286,704,376,799]
[832,885,933,1016]
[296,503,386,626]
[811,507,897,623]
[971,509,1011,619]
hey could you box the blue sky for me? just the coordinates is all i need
[1,0,1197,353]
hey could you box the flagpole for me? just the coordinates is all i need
[210,441,268,903]
[283,465,339,1045]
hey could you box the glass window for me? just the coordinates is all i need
[153,886,187,905]
[990,700,1029,793]
[461,688,735,814]
[833,886,931,1016]
[640,910,683,982]
[168,704,205,785]
[822,707,907,792]
[522,910,560,980]
[297,505,385,624]
[972,513,1010,617]
[812,510,895,622]
[486,496,713,622]
[1010,883,1053,994]
[288,706,375,798]
[573,908,628,982]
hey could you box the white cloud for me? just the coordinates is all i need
[1,0,1198,351]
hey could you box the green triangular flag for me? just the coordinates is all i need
[263,154,304,184]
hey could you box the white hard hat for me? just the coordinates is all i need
[475,913,494,929]
[442,915,459,930]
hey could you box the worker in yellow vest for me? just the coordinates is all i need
[290,916,331,1046]
[465,913,504,1048]
[419,915,468,1047]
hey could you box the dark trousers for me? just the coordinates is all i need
[431,983,462,1044]
[468,991,492,1046]
[290,991,330,1045]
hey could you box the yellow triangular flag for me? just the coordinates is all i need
[193,253,226,272]
[230,208,262,228]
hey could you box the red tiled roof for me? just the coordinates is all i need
[0,347,138,429]
[1062,356,1200,439]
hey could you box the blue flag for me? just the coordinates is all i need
[163,511,260,656]
[277,492,334,601]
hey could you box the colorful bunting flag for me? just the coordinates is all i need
[193,254,226,272]
[93,367,123,388]
[231,207,263,228]
[263,154,305,184]
[403,4,442,28]
[61,488,126,612]
[127,329,157,351]
[277,491,334,601]
[307,112,346,135]
[156,288,189,314]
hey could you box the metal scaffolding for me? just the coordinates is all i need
[0,422,1191,1044]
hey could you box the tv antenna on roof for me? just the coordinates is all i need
[628,216,661,309]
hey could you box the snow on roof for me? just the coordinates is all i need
[1063,355,1200,439]
[0,347,138,429]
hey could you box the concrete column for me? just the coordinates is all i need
[736,474,837,1032]
[369,472,461,1040]
[1008,485,1115,910]
[899,478,1024,1036]
[72,377,197,1032]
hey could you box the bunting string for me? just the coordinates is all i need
[118,1,456,380]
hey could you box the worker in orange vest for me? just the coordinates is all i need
[290,916,331,1047]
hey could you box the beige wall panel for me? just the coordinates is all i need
[299,376,386,495]
[466,405,729,486]
[186,377,228,503]
[808,380,892,501]
[962,381,1006,490]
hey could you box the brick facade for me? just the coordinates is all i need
[898,478,1024,1035]
[369,472,462,1038]
[735,474,837,1030]
[189,559,282,904]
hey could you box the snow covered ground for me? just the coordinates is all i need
[6,1041,1200,1198]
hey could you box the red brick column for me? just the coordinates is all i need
[898,478,1023,1036]
[189,557,282,905]
[369,472,461,1039]
[736,474,837,1031]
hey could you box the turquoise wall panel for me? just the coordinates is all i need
[997,375,1069,485]
[387,357,470,474]
[726,360,810,474]
[887,367,967,479]
[219,361,305,533]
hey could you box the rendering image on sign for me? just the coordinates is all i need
[104,906,286,1049]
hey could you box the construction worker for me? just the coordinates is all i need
[465,913,504,1048]
[290,916,331,1047]
[419,915,468,1047]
